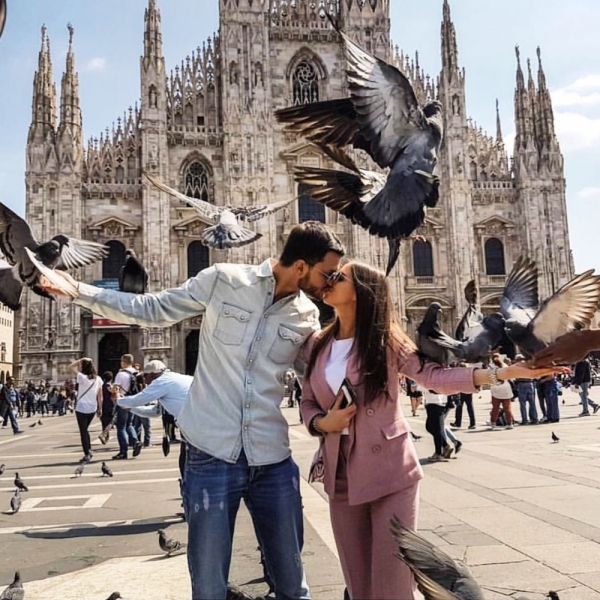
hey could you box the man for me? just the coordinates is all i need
[0,377,22,435]
[514,354,539,425]
[112,354,143,460]
[117,359,192,477]
[571,358,600,416]
[40,221,345,600]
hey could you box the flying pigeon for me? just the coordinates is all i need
[145,173,294,250]
[157,528,185,556]
[416,302,450,367]
[105,593,121,600]
[275,19,443,275]
[119,249,148,294]
[501,256,600,358]
[10,489,21,514]
[14,473,28,492]
[430,312,507,364]
[552,431,559,443]
[0,0,6,41]
[390,516,485,600]
[101,462,113,477]
[162,435,170,458]
[0,202,108,309]
[74,463,84,478]
[0,464,5,476]
[0,571,24,600]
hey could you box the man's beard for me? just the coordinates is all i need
[298,272,325,301]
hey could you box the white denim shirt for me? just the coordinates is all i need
[75,259,320,465]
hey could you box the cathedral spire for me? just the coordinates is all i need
[496,98,503,143]
[143,0,163,64]
[28,25,57,144]
[535,46,558,155]
[441,0,459,75]
[58,24,82,146]
[514,46,532,152]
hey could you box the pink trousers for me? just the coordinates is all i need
[329,437,420,600]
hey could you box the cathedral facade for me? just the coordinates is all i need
[17,0,573,382]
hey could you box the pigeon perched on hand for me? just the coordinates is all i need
[501,256,600,358]
[0,202,108,309]
[157,529,185,556]
[416,302,450,367]
[101,462,113,477]
[276,18,443,275]
[14,474,28,492]
[145,173,293,250]
[0,571,24,600]
[10,489,21,514]
[455,280,483,342]
[390,516,485,600]
[119,249,148,294]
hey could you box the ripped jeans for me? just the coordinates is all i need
[182,444,310,600]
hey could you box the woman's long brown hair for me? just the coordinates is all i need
[306,261,416,404]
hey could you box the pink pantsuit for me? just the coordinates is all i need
[301,340,477,600]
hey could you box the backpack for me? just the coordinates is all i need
[120,369,140,396]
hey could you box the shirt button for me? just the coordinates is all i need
[240,316,246,321]
[224,310,230,315]
[256,337,261,341]
[244,426,248,430]
[249,358,254,363]
[245,404,250,408]
[366,408,374,417]
[247,380,252,385]
[372,445,381,454]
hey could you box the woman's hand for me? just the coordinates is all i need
[500,362,571,381]
[316,391,357,433]
[96,409,102,418]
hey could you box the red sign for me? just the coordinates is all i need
[92,317,128,328]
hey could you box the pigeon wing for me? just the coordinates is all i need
[0,202,38,265]
[54,237,108,270]
[24,248,79,298]
[235,197,295,223]
[0,0,6,40]
[144,173,217,225]
[500,256,538,324]
[532,270,600,345]
[338,29,428,168]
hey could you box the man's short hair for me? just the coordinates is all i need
[121,354,134,366]
[279,221,345,267]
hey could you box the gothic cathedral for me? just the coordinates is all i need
[18,0,573,381]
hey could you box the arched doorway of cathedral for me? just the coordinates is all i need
[0,371,4,384]
[185,330,200,376]
[98,333,129,378]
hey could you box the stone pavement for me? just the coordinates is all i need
[2,387,600,599]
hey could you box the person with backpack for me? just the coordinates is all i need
[112,353,142,460]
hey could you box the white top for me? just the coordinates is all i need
[490,380,513,399]
[114,367,136,394]
[75,372,102,414]
[418,385,448,406]
[325,338,354,435]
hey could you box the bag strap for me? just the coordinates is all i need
[78,378,96,401]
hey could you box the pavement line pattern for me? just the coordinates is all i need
[0,435,31,445]
[20,493,112,512]
[0,477,178,493]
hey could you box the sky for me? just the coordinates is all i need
[0,0,599,271]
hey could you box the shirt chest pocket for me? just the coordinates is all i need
[268,324,305,365]
[214,303,252,346]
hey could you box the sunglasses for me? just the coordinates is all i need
[314,269,350,285]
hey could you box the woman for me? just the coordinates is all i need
[406,377,422,417]
[420,386,450,462]
[98,371,115,445]
[489,354,515,430]
[69,357,103,463]
[300,261,568,600]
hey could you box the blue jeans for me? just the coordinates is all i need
[517,382,538,423]
[183,445,310,600]
[543,382,560,421]
[579,382,598,413]
[116,406,138,456]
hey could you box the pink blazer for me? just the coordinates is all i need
[301,337,477,506]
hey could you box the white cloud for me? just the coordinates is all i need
[82,57,107,72]
[552,74,600,108]
[578,187,600,200]
[554,111,600,152]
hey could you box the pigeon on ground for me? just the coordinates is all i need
[416,302,450,367]
[552,432,559,443]
[14,473,28,492]
[0,464,5,476]
[162,435,170,458]
[37,420,42,426]
[119,249,148,294]
[10,489,21,514]
[410,432,422,441]
[28,422,36,428]
[501,257,600,359]
[0,0,6,41]
[145,173,293,250]
[101,462,113,477]
[105,593,122,600]
[275,18,443,275]
[0,571,24,600]
[225,584,256,600]
[157,529,185,556]
[390,516,485,600]
[0,202,108,309]
[547,592,560,600]
[74,463,84,477]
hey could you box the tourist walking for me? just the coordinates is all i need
[489,355,515,430]
[572,358,600,416]
[98,371,116,444]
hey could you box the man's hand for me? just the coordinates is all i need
[39,271,80,298]
[532,330,600,367]
[316,391,357,433]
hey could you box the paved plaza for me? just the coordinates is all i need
[1,387,600,599]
